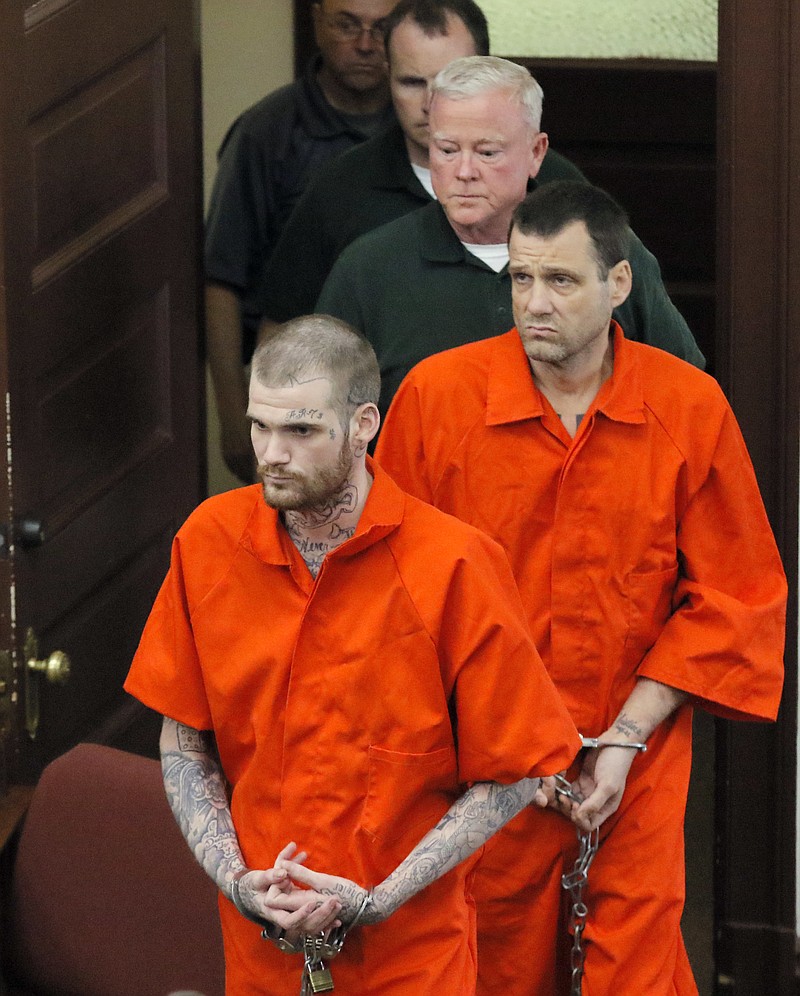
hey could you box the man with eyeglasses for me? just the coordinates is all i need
[254,0,532,332]
[206,0,396,483]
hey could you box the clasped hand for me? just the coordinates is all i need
[234,842,342,938]
[235,840,383,946]
[535,744,637,833]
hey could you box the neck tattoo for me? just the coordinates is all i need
[284,485,360,578]
[557,412,585,437]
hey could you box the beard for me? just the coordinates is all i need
[258,436,354,513]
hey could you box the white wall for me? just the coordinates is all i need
[201,0,294,495]
[201,0,294,211]
[482,0,717,60]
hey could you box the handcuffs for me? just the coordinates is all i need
[554,734,647,805]
[554,733,648,994]
[230,871,374,954]
[578,733,648,752]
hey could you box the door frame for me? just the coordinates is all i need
[715,0,799,990]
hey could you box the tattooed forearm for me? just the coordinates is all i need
[613,713,645,740]
[160,720,245,893]
[361,777,539,923]
[609,679,688,744]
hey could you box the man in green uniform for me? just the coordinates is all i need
[315,56,704,416]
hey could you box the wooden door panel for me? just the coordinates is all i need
[0,0,202,784]
[29,281,173,518]
[29,41,167,274]
[21,526,173,772]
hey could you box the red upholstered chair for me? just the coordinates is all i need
[3,743,225,996]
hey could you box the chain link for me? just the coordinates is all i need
[562,825,599,995]
[257,890,374,994]
[554,774,600,996]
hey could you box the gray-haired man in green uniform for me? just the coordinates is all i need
[314,56,704,418]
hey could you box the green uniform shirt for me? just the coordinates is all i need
[257,121,587,323]
[316,199,705,415]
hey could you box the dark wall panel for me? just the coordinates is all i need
[515,59,716,372]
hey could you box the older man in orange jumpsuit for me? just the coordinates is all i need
[125,315,580,995]
[375,181,787,995]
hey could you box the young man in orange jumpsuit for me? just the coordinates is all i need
[125,315,580,995]
[375,181,787,995]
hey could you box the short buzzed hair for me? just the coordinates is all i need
[253,315,380,429]
[511,181,631,278]
[430,55,543,131]
[383,0,490,57]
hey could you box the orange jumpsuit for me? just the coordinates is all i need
[125,462,580,996]
[375,324,787,995]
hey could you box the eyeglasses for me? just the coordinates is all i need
[321,12,388,43]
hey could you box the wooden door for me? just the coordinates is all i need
[0,0,203,789]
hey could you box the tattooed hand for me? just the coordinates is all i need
[235,844,343,936]
[236,869,342,933]
[278,859,382,926]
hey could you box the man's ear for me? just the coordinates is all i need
[529,131,549,180]
[609,259,633,309]
[351,403,381,455]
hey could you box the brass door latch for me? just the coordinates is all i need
[24,628,70,739]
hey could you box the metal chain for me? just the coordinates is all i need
[554,774,600,996]
[562,825,600,995]
[256,889,374,995]
[301,934,334,994]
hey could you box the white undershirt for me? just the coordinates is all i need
[411,163,436,199]
[462,242,510,273]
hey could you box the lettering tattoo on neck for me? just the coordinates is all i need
[285,534,330,578]
[284,485,359,577]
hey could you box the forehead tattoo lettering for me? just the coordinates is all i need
[286,409,325,421]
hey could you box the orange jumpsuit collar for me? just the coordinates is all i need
[239,457,405,568]
[486,321,648,429]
